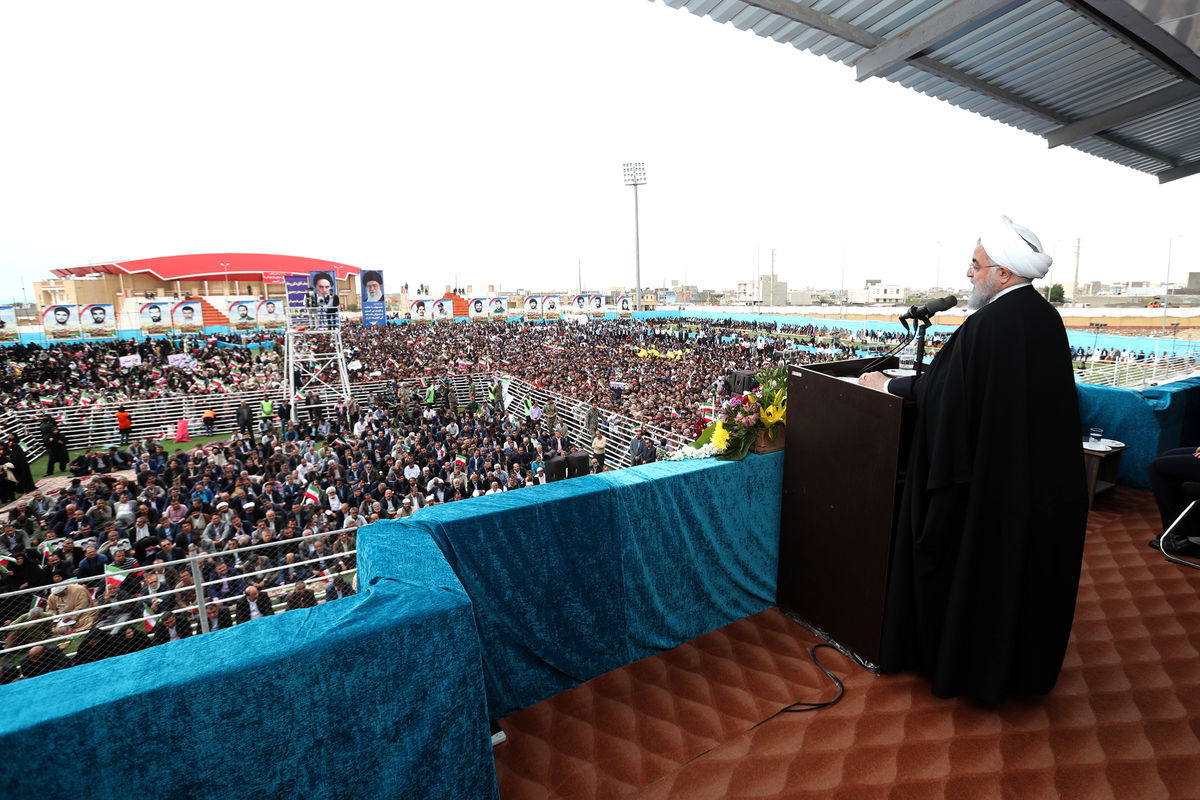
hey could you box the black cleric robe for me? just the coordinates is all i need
[881,284,1088,701]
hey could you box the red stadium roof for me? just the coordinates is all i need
[50,253,362,282]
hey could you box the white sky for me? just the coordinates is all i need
[1,0,1197,303]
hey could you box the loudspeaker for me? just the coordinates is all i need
[728,369,759,395]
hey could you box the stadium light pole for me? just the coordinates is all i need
[1164,234,1182,332]
[623,162,646,312]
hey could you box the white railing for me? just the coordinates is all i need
[0,528,358,675]
[1075,356,1200,389]
[0,371,688,464]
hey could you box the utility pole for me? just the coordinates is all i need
[1073,239,1081,303]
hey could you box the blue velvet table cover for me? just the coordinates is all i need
[1077,377,1200,489]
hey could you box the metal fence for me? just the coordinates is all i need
[0,528,358,681]
[0,371,689,466]
[1075,356,1200,389]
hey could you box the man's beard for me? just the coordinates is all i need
[967,277,999,311]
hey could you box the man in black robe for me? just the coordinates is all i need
[860,215,1087,701]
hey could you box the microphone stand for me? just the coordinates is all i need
[912,313,932,377]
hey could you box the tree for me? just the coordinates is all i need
[1048,283,1065,303]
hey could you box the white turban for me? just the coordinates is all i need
[979,215,1053,280]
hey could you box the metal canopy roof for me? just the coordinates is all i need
[659,0,1200,182]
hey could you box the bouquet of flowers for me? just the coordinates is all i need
[689,365,787,461]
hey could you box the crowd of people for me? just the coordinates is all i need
[0,333,285,412]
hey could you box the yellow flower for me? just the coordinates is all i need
[762,402,786,428]
[711,421,731,452]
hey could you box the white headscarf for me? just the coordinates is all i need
[980,215,1053,279]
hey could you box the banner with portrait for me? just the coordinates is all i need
[42,304,81,341]
[490,297,509,318]
[284,275,310,309]
[227,300,257,331]
[360,269,386,327]
[468,297,489,320]
[542,296,561,320]
[0,305,18,343]
[139,302,171,336]
[256,299,284,329]
[80,303,117,339]
[172,301,203,335]
[571,294,589,314]
[523,295,541,319]
[431,298,453,321]
[409,300,431,322]
[309,270,338,309]
[589,294,605,319]
[617,295,633,318]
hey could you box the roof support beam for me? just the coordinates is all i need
[741,0,880,49]
[1061,0,1200,83]
[854,0,1022,82]
[1157,159,1200,184]
[1046,82,1200,147]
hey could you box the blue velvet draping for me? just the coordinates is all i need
[0,520,498,800]
[414,452,783,716]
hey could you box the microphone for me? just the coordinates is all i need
[901,295,957,321]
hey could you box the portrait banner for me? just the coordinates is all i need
[256,299,284,329]
[617,295,633,318]
[490,297,508,318]
[172,301,203,335]
[360,268,386,326]
[309,270,338,309]
[227,300,257,332]
[285,275,310,309]
[523,295,541,319]
[409,300,431,322]
[542,296,560,320]
[431,298,453,321]
[589,294,605,319]
[80,303,117,339]
[571,294,588,313]
[0,305,18,343]
[139,302,171,336]
[42,304,81,341]
[468,297,488,320]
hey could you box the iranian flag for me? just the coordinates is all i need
[105,563,136,588]
[303,484,321,505]
[454,455,467,469]
[141,603,158,632]
[457,359,472,369]
[699,404,716,422]
[29,595,45,611]
[0,555,16,571]
[39,397,56,407]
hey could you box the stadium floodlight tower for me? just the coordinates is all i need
[283,297,352,423]
[623,162,646,312]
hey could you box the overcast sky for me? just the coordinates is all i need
[1,0,1196,304]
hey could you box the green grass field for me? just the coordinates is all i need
[29,431,236,481]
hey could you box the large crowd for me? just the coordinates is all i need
[0,333,285,412]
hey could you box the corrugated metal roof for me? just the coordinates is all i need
[658,0,1200,182]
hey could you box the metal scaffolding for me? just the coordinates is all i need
[283,307,352,421]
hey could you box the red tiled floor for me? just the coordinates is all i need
[494,488,1200,799]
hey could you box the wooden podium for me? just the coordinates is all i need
[776,357,912,667]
